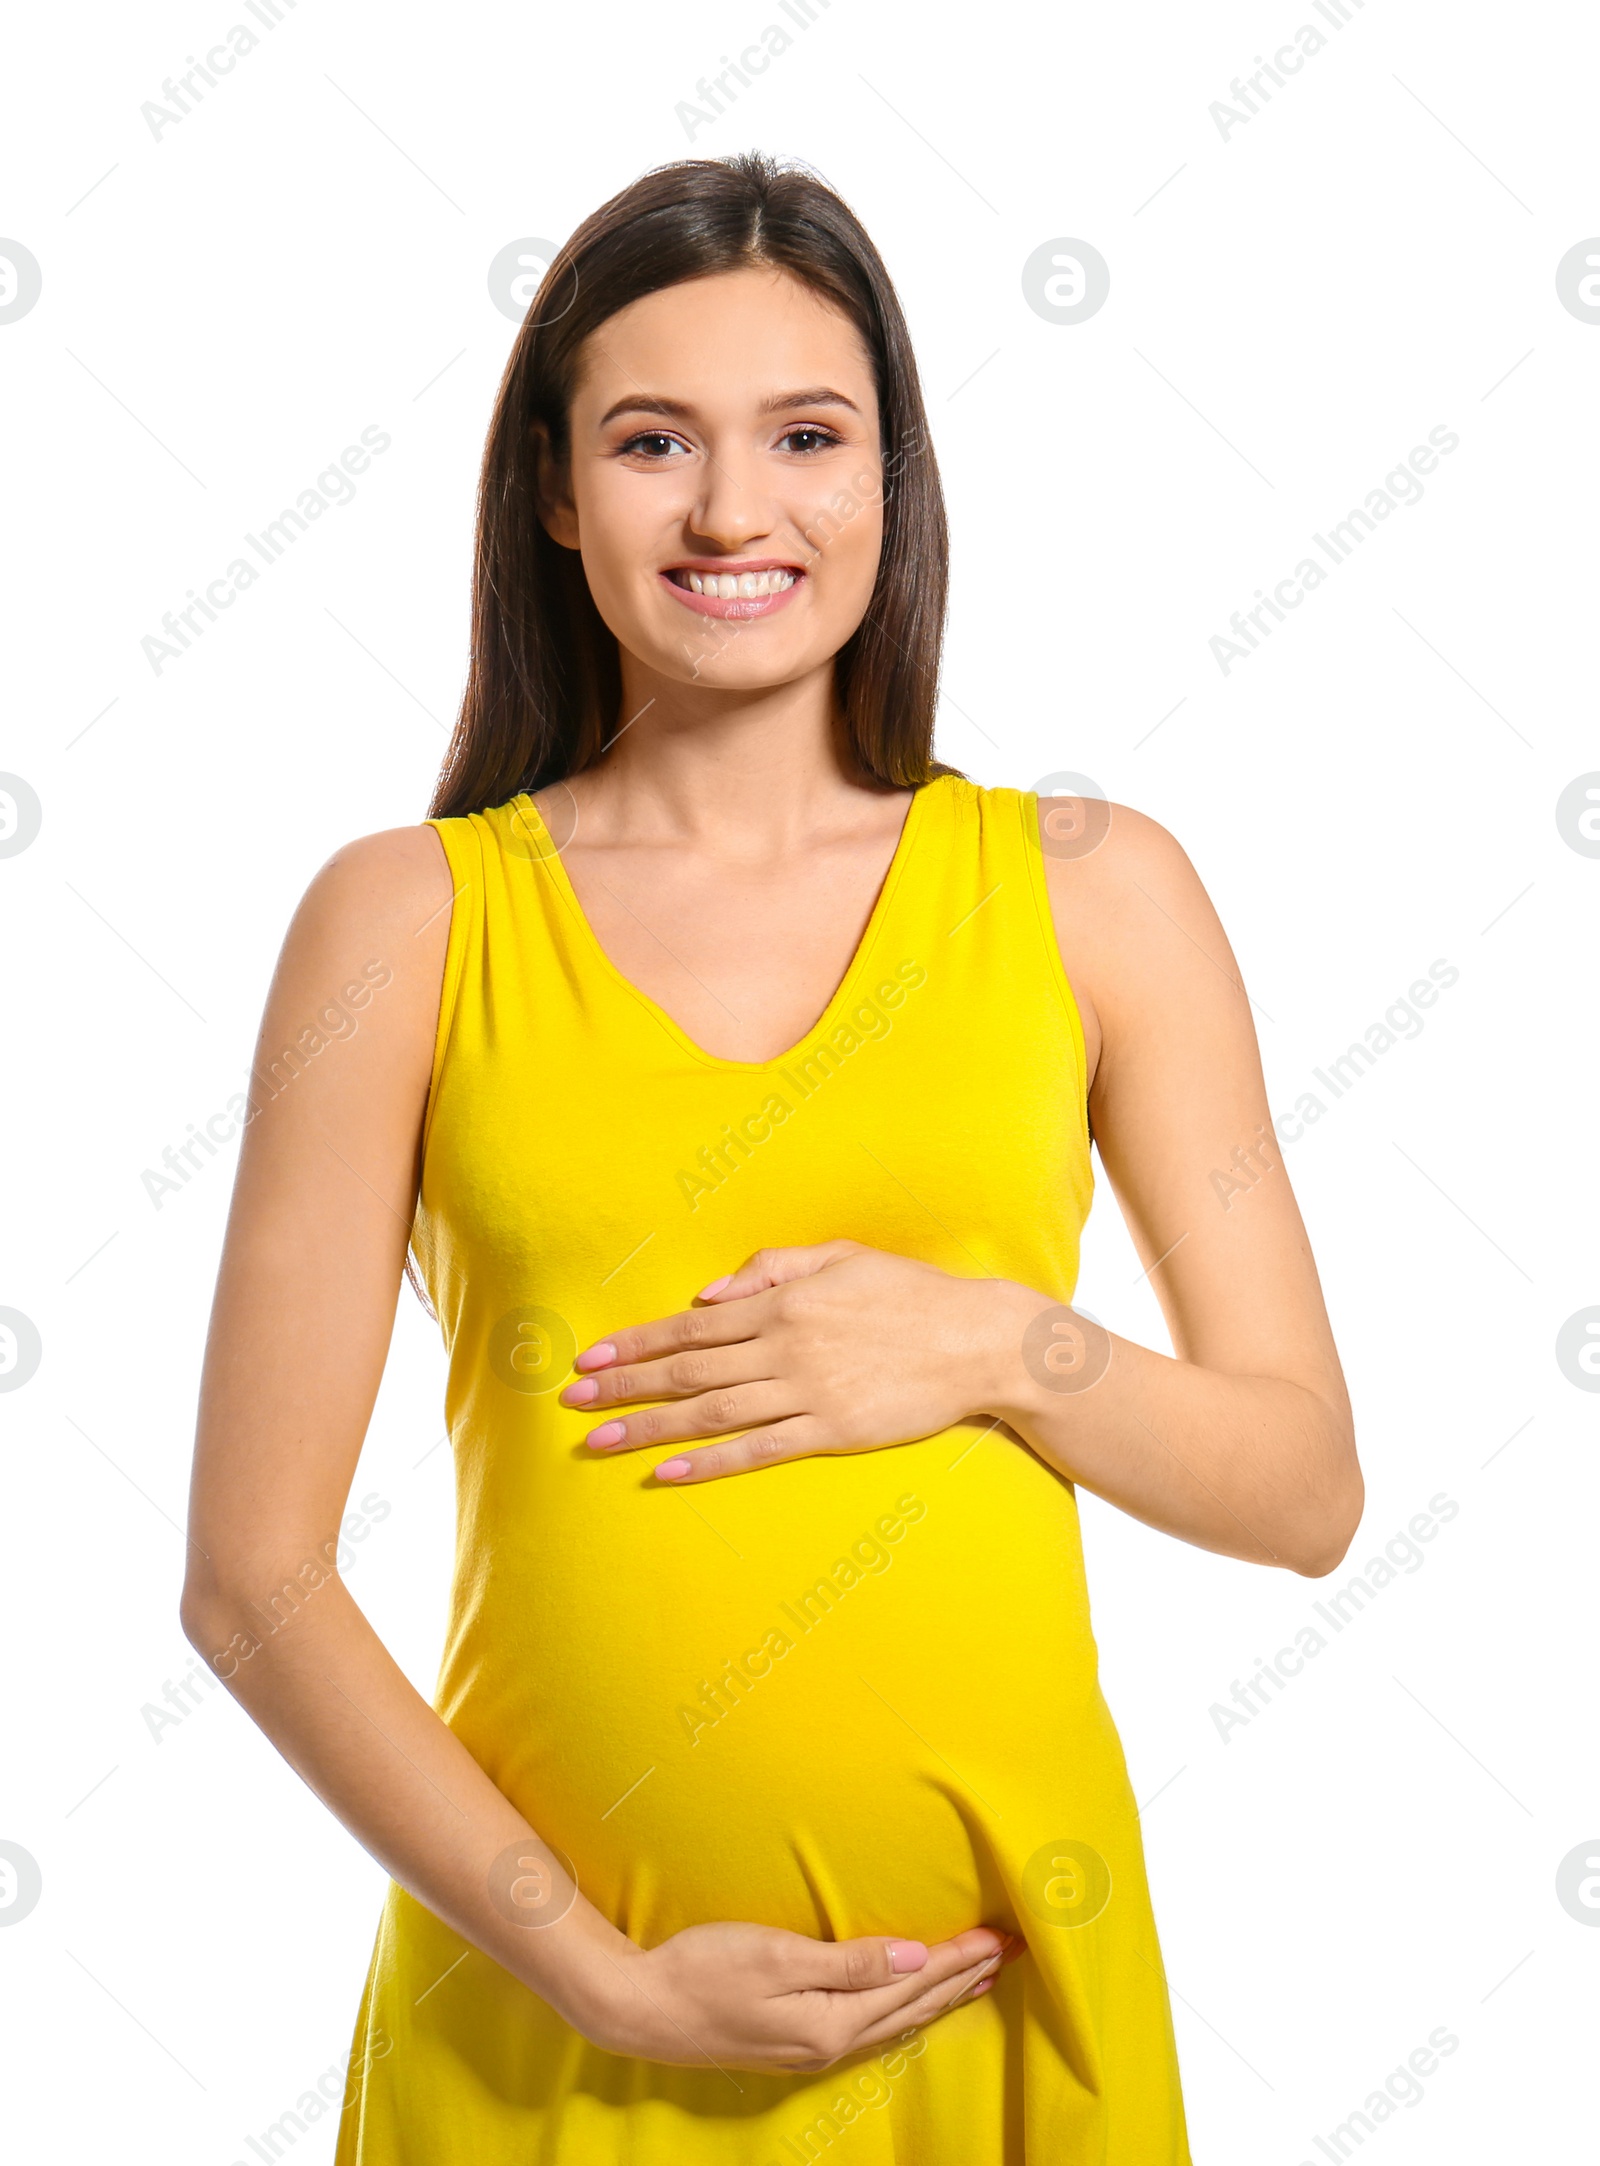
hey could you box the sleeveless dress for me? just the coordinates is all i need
[335,773,1191,2163]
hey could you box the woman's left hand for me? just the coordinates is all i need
[559,1241,1022,1483]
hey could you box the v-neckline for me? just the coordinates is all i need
[514,780,937,1073]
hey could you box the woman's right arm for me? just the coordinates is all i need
[179,825,1014,2074]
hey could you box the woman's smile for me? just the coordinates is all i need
[659,557,806,618]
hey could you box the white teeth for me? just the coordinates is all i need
[683,568,796,598]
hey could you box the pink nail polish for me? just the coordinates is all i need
[575,1343,616,1371]
[655,1457,692,1480]
[971,1977,995,1996]
[698,1276,731,1299]
[888,1940,928,1973]
[587,1422,625,1448]
[565,1378,598,1405]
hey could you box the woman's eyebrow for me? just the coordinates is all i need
[596,386,863,428]
[760,386,862,417]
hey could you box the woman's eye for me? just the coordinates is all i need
[780,426,840,455]
[622,432,688,459]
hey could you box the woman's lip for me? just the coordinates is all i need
[657,569,804,620]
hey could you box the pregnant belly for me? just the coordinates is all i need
[438,1418,1134,1950]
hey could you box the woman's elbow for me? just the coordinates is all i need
[1288,1450,1365,1579]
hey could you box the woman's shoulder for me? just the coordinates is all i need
[276,825,456,1002]
[306,823,455,928]
[1032,790,1198,887]
[1033,788,1243,1061]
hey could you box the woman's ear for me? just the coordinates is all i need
[530,419,581,551]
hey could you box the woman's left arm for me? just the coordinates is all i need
[984,798,1363,1577]
[563,803,1362,1578]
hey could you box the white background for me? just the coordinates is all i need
[2,1,1595,2159]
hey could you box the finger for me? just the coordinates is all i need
[792,1933,938,1994]
[582,1380,797,1454]
[651,1416,829,1484]
[697,1240,860,1304]
[563,1338,773,1415]
[793,1926,1006,1999]
[841,1950,1009,2050]
[569,1295,773,1379]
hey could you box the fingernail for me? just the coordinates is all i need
[888,1940,928,1973]
[575,1344,616,1371]
[655,1457,692,1480]
[563,1378,599,1405]
[971,1977,995,1996]
[697,1275,731,1299]
[587,1422,625,1448]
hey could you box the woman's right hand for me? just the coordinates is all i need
[574,1917,1022,2073]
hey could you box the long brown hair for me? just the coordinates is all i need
[428,150,958,818]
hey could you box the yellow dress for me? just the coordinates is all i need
[336,774,1191,2162]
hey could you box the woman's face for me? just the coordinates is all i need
[540,266,885,697]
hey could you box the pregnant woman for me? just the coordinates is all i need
[182,153,1361,2162]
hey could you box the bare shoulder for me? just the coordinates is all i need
[1034,797,1243,1074]
[247,824,456,1107]
[276,823,454,979]
[310,823,454,929]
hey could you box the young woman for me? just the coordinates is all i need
[182,152,1361,2163]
